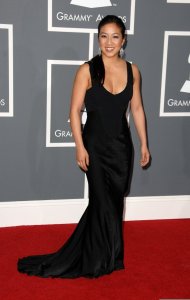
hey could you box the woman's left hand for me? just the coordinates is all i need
[140,145,150,167]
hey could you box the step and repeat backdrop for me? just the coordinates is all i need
[0,0,190,203]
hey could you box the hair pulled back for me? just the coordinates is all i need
[90,15,126,85]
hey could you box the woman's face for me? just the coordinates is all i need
[98,22,125,58]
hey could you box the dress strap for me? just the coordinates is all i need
[126,61,134,86]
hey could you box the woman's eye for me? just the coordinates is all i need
[113,36,119,39]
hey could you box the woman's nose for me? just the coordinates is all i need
[107,36,112,44]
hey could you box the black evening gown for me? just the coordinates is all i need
[17,60,133,279]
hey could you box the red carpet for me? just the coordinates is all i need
[0,219,190,300]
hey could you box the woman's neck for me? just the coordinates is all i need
[101,54,122,68]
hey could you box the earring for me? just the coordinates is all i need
[119,47,124,57]
[98,47,101,56]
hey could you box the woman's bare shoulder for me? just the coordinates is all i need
[73,62,90,84]
[73,62,91,91]
[77,61,90,74]
[130,62,141,81]
[130,62,139,72]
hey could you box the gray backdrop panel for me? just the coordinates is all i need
[0,0,190,202]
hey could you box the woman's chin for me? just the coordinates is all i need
[102,51,119,58]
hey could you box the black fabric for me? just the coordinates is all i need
[17,60,133,279]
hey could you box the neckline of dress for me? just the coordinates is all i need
[102,61,129,96]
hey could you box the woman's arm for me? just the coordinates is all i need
[130,63,150,167]
[69,63,90,171]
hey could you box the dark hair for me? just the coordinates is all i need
[98,15,126,39]
[90,15,126,85]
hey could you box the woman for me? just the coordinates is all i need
[17,15,150,279]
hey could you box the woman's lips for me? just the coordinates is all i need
[105,47,114,52]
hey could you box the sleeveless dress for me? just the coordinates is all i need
[17,59,134,279]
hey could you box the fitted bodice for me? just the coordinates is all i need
[83,60,134,138]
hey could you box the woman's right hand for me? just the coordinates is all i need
[76,146,89,172]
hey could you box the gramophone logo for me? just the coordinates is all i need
[180,54,190,93]
[48,0,135,34]
[160,32,190,117]
[70,0,112,8]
